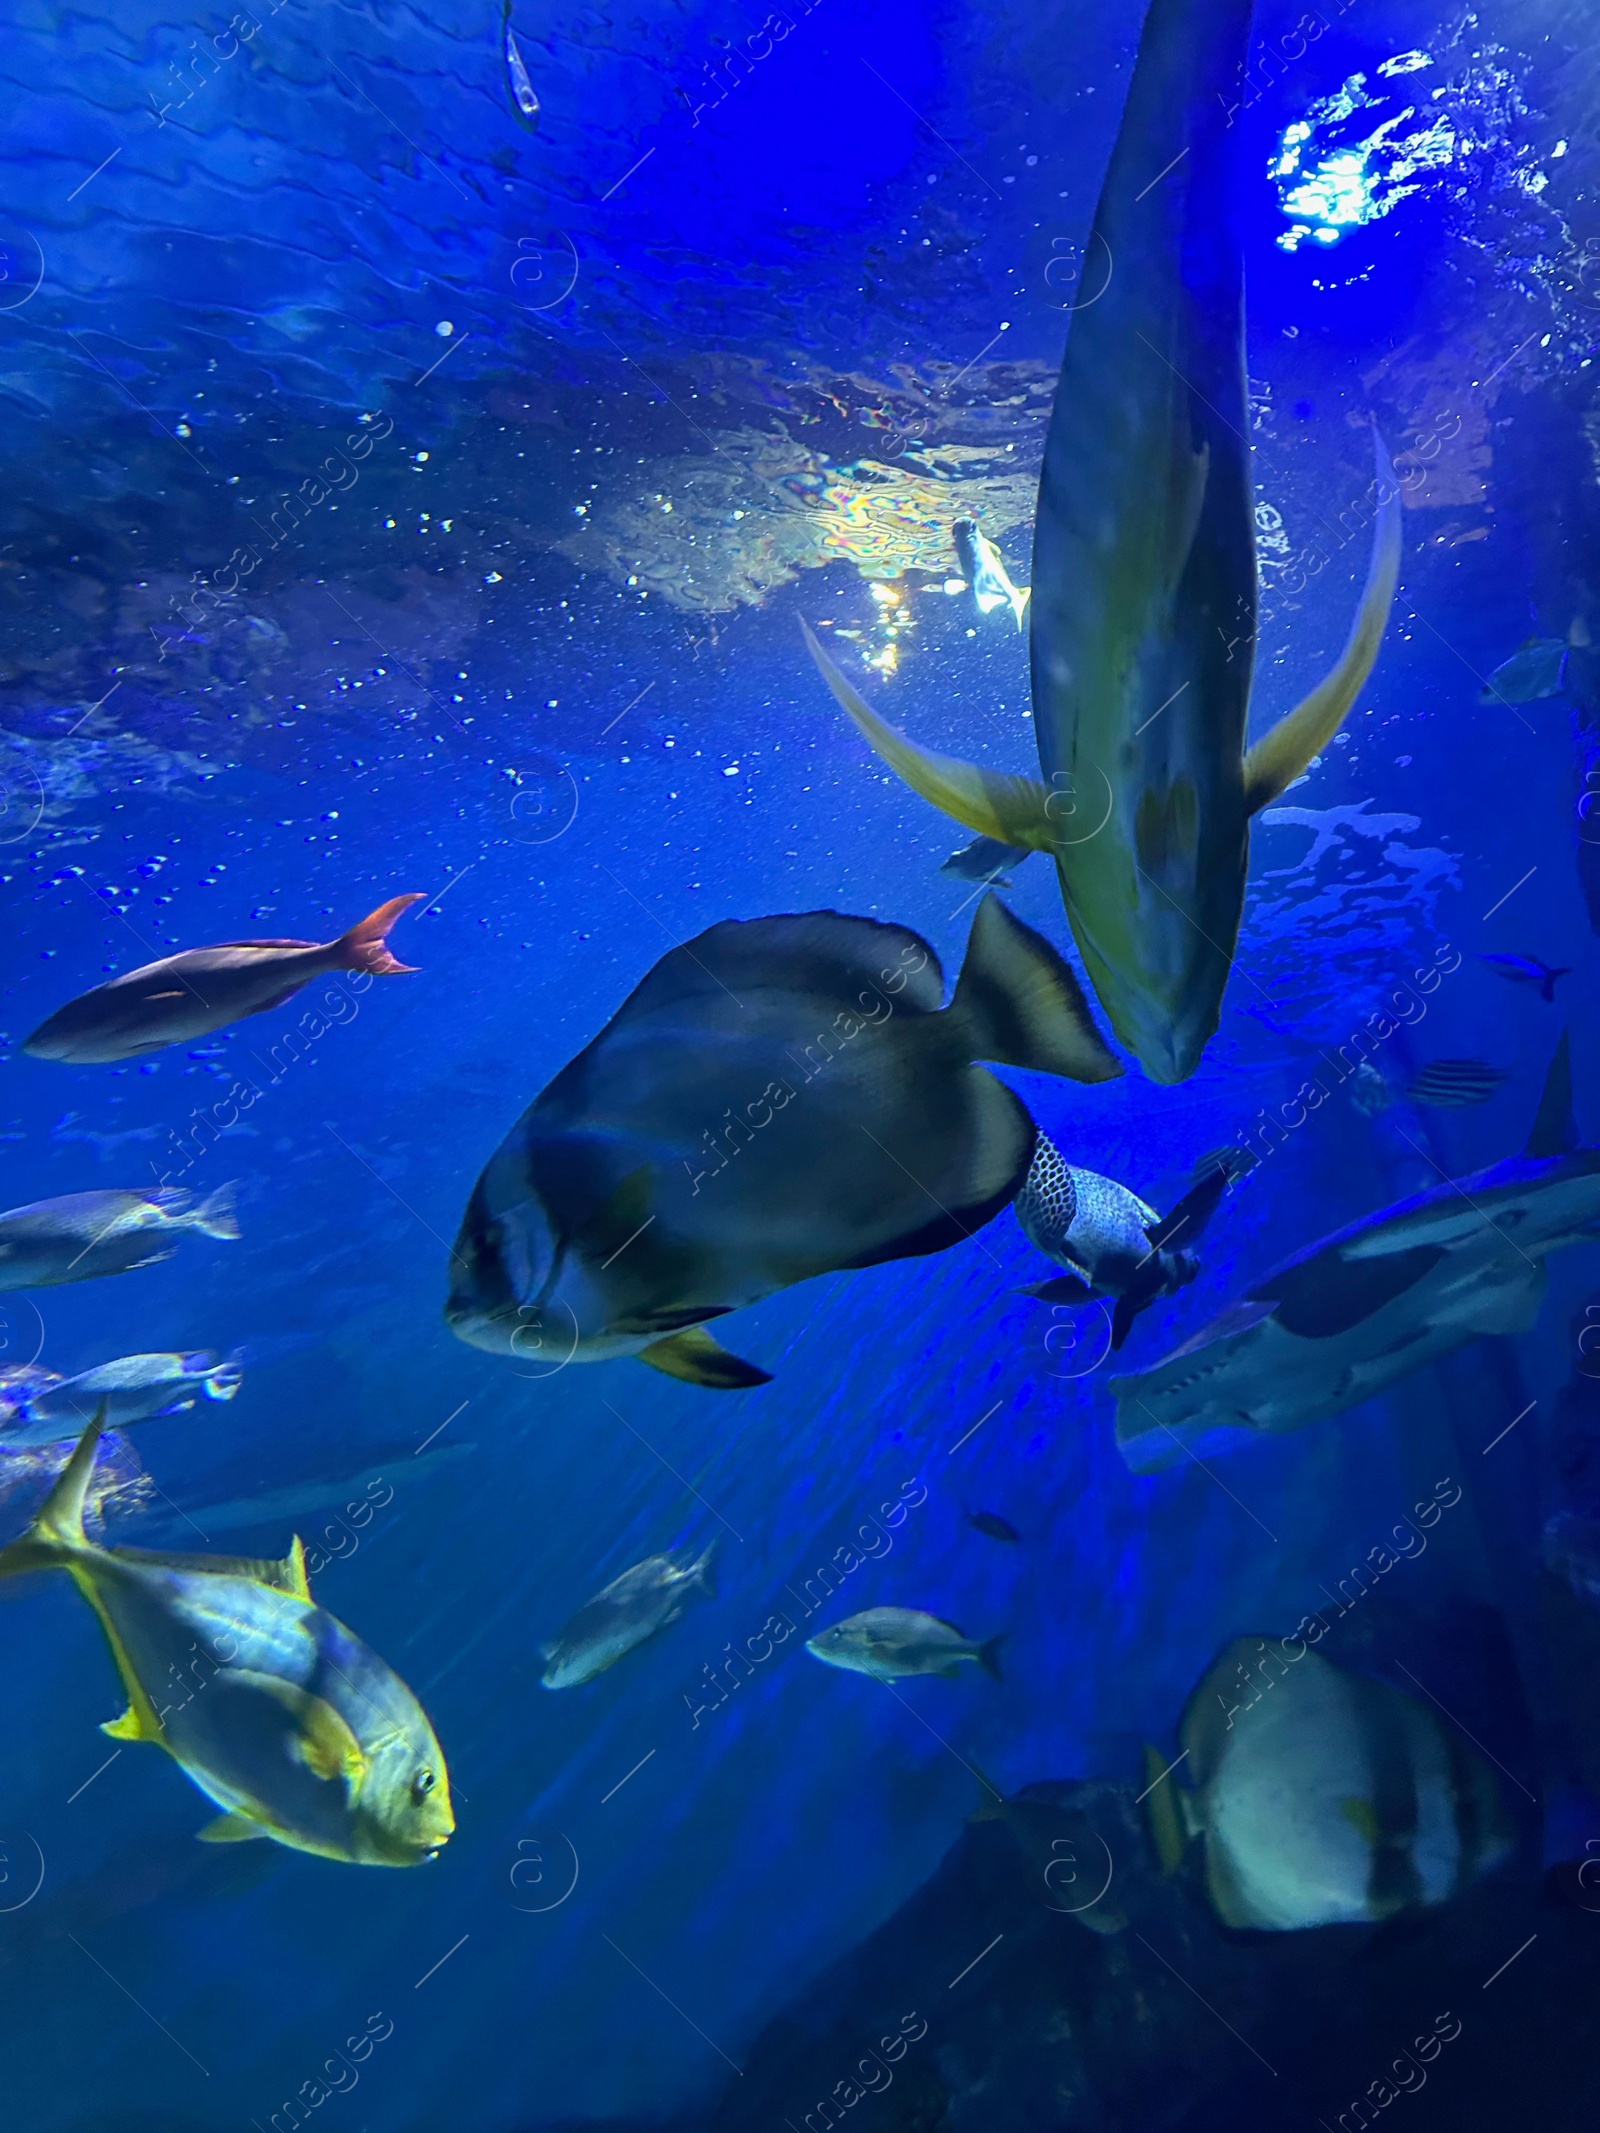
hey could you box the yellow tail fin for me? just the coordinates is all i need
[0,1407,108,1578]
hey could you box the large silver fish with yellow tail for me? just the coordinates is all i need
[804,0,1402,1085]
[0,1411,454,1865]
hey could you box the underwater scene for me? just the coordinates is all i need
[4,0,1600,2124]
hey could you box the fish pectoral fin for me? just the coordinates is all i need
[1242,429,1403,815]
[233,1671,367,1787]
[101,1704,162,1744]
[197,1810,271,1844]
[1019,1271,1094,1304]
[637,1326,773,1391]
[802,621,1056,851]
[282,1535,312,1602]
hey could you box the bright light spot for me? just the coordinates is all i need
[1271,70,1459,253]
[435,320,455,336]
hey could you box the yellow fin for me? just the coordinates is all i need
[1242,429,1403,815]
[100,1705,162,1744]
[197,1810,271,1844]
[638,1326,772,1391]
[233,1671,366,1787]
[802,620,1056,850]
[1142,1744,1193,1876]
[1340,1796,1381,1846]
[282,1535,310,1602]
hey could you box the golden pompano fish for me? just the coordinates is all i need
[0,1412,454,1866]
[805,0,1402,1084]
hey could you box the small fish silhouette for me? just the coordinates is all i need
[1479,953,1570,1003]
[966,1510,1021,1544]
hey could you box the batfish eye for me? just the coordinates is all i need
[412,1768,437,1800]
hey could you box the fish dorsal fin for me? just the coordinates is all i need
[801,620,1057,853]
[101,1703,163,1744]
[110,1543,312,1596]
[282,1535,311,1602]
[237,1672,366,1787]
[1242,430,1403,815]
[637,1326,773,1390]
[951,894,1121,1083]
[1524,1031,1578,1159]
[590,907,948,1024]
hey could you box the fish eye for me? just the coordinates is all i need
[412,1769,437,1800]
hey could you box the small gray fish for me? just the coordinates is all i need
[1145,1637,1514,1931]
[1015,1133,1231,1348]
[0,1182,238,1290]
[806,1606,1004,1683]
[447,895,1120,1388]
[940,833,1026,887]
[24,894,423,1064]
[502,0,540,127]
[952,520,1029,630]
[1,1351,243,1445]
[541,1543,717,1689]
[1408,1058,1509,1108]
[1479,637,1568,705]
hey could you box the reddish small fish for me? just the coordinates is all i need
[24,895,423,1064]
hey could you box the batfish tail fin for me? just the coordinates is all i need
[1143,1744,1192,1875]
[638,1326,772,1390]
[336,893,425,976]
[1524,1031,1578,1159]
[191,1180,241,1240]
[0,1405,107,1577]
[801,620,1057,852]
[1242,428,1404,815]
[950,894,1122,1084]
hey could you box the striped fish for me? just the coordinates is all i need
[1408,1059,1510,1108]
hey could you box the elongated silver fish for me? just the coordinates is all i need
[0,1414,454,1865]
[0,1182,238,1290]
[805,0,1401,1084]
[541,1543,716,1688]
[1114,1035,1600,1467]
[952,519,1029,630]
[1014,1132,1231,1347]
[446,895,1119,1388]
[806,1606,1004,1682]
[1145,1637,1513,1931]
[0,1350,242,1445]
[24,894,422,1063]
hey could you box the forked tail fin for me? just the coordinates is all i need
[337,894,425,976]
[801,620,1057,852]
[1242,428,1404,815]
[0,1406,107,1578]
[1524,1030,1578,1159]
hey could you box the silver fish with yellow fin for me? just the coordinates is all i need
[1144,1636,1513,1931]
[804,0,1401,1084]
[0,1181,238,1290]
[0,1412,454,1865]
[24,893,423,1063]
[446,895,1119,1389]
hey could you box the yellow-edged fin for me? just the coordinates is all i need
[1340,1796,1381,1846]
[198,1810,271,1844]
[282,1535,311,1602]
[802,620,1056,851]
[1242,429,1403,815]
[1142,1743,1192,1877]
[110,1542,311,1597]
[638,1326,772,1390]
[101,1704,162,1744]
[236,1673,366,1786]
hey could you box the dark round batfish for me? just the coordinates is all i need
[23,894,424,1064]
[446,895,1121,1388]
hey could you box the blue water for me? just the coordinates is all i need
[1,0,1597,2126]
